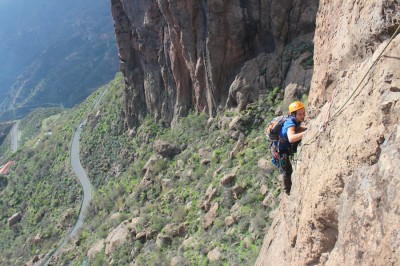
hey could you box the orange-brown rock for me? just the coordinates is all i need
[105,218,141,256]
[198,184,218,212]
[111,0,319,129]
[203,202,219,230]
[220,173,236,187]
[256,1,400,265]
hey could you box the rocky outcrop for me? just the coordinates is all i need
[199,184,218,212]
[203,202,219,229]
[256,1,400,265]
[220,172,236,187]
[105,218,141,256]
[153,140,181,158]
[8,212,22,226]
[111,0,319,128]
[87,239,105,259]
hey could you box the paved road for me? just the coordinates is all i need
[11,121,19,152]
[42,120,93,265]
[41,87,108,265]
[69,119,92,240]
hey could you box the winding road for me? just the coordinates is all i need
[42,88,108,265]
[11,121,19,152]
[41,120,93,265]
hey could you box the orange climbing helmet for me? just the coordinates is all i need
[288,101,305,114]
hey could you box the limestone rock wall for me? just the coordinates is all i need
[256,1,400,265]
[111,0,319,129]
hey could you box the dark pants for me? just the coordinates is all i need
[278,152,293,195]
[272,141,300,195]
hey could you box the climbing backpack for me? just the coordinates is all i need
[265,115,291,142]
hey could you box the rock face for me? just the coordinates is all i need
[256,1,400,266]
[111,0,319,128]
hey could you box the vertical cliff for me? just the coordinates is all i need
[111,0,318,129]
[256,1,400,265]
[110,0,400,263]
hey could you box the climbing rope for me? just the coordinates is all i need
[294,23,400,166]
[329,23,400,122]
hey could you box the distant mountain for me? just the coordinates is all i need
[0,0,118,121]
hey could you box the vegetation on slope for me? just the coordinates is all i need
[54,73,283,265]
[0,122,14,157]
[0,72,286,265]
[0,87,107,265]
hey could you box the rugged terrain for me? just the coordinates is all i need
[111,0,318,128]
[256,1,400,265]
[0,0,399,265]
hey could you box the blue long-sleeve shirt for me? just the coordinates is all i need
[274,115,300,151]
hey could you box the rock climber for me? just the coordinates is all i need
[272,101,307,195]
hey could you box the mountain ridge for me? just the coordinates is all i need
[0,0,118,121]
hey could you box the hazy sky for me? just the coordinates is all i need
[0,0,115,96]
[0,0,118,118]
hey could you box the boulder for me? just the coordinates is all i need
[213,165,224,177]
[230,202,242,220]
[146,230,157,240]
[260,184,269,196]
[198,184,218,212]
[178,224,187,237]
[153,140,181,158]
[26,255,40,266]
[136,231,147,242]
[225,216,235,227]
[135,229,155,242]
[220,173,236,187]
[162,223,179,238]
[207,247,222,263]
[198,147,212,159]
[8,212,21,226]
[32,255,40,263]
[232,184,245,199]
[170,256,187,266]
[105,218,140,256]
[258,158,270,171]
[203,202,219,229]
[156,233,173,248]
